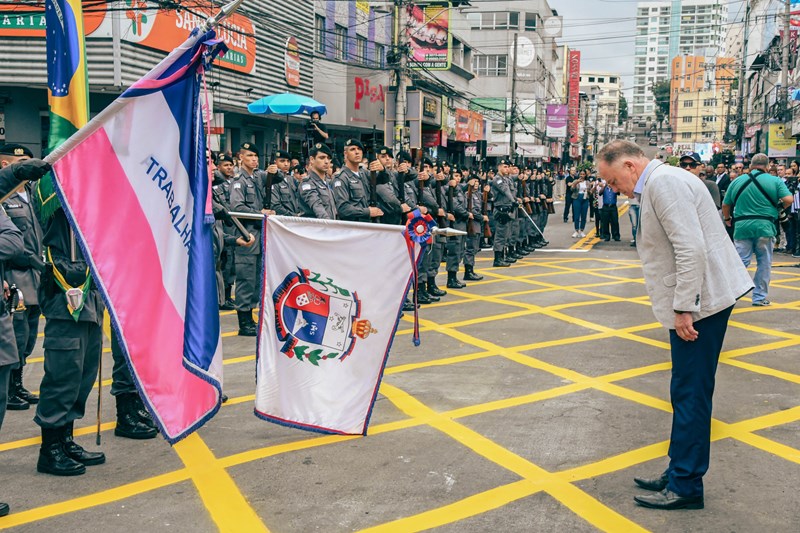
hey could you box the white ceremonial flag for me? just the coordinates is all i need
[255,216,417,435]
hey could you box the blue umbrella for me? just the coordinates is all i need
[247,93,327,116]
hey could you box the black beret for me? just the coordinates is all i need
[0,144,33,158]
[274,150,291,160]
[309,143,332,157]
[217,153,234,164]
[498,158,512,166]
[377,146,393,158]
[422,157,434,167]
[397,151,413,164]
[345,139,364,151]
[239,142,259,156]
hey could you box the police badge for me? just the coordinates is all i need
[273,268,376,365]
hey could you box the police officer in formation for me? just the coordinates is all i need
[213,153,239,310]
[444,167,469,289]
[229,143,274,336]
[0,145,44,411]
[332,139,384,222]
[298,143,337,219]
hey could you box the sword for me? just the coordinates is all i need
[517,206,546,238]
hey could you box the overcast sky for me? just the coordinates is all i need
[548,0,637,95]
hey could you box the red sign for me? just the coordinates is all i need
[354,76,385,110]
[454,108,484,142]
[285,36,301,87]
[567,50,581,144]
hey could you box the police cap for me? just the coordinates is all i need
[345,139,364,151]
[309,143,333,158]
[377,146,393,158]
[239,142,259,156]
[217,153,234,164]
[422,157,434,168]
[397,151,413,164]
[498,158,512,166]
[0,144,33,158]
[274,150,291,160]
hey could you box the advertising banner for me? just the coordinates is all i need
[567,50,581,144]
[546,104,568,138]
[768,122,797,158]
[0,2,256,74]
[407,2,451,70]
[454,108,484,142]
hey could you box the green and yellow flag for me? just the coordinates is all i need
[38,0,90,222]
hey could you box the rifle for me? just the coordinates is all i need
[446,177,455,229]
[518,176,532,215]
[481,183,492,240]
[368,150,380,223]
[264,150,276,211]
[434,165,447,227]
[211,184,251,240]
[466,181,476,237]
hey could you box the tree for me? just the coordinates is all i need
[618,94,628,126]
[650,80,671,130]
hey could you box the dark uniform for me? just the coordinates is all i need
[298,171,336,219]
[445,173,469,288]
[229,160,265,336]
[333,139,374,223]
[3,181,43,410]
[271,171,303,217]
[491,161,517,267]
[415,161,445,301]
[212,155,237,309]
[464,181,484,280]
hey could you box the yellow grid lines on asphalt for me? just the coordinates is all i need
[2,255,798,531]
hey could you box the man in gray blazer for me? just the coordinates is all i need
[597,141,754,511]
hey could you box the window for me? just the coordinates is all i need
[315,15,326,55]
[472,54,508,77]
[375,44,385,68]
[525,13,536,32]
[682,116,693,123]
[469,12,519,30]
[609,77,617,83]
[682,132,692,139]
[334,24,347,61]
[598,77,605,83]
[702,98,717,107]
[683,100,694,108]
[356,35,367,64]
[588,77,595,82]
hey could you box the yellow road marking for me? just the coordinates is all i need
[173,434,268,532]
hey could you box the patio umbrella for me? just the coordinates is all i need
[247,93,327,150]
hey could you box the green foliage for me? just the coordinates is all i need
[618,95,628,125]
[650,81,671,126]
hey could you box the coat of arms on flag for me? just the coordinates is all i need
[274,268,376,365]
[256,216,419,435]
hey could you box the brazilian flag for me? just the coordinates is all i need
[38,0,90,222]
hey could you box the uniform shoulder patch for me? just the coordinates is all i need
[233,183,242,189]
[333,180,342,187]
[301,183,312,191]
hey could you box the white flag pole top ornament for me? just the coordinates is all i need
[254,211,437,435]
[42,2,246,444]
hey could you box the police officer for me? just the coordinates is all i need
[427,161,450,298]
[0,145,43,410]
[415,158,443,303]
[298,143,337,219]
[491,159,516,267]
[374,146,409,226]
[0,154,36,515]
[332,139,384,222]
[445,166,469,289]
[464,175,486,281]
[213,153,237,309]
[229,143,271,337]
[269,150,303,217]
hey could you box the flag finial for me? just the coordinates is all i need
[203,0,245,31]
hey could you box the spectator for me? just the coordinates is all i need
[722,153,793,306]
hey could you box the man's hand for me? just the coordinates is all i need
[3,280,8,300]
[418,171,429,181]
[266,164,278,174]
[11,159,51,182]
[436,172,445,181]
[447,213,455,221]
[437,208,445,216]
[261,209,276,215]
[398,162,410,173]
[674,312,699,342]
[448,179,456,187]
[236,234,256,247]
[468,213,474,220]
[418,206,428,215]
[483,215,489,222]
[369,160,384,172]
[400,203,411,212]
[369,206,384,218]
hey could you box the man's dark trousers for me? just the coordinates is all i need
[600,204,620,240]
[666,305,733,498]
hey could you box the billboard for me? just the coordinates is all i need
[546,104,568,138]
[567,50,581,144]
[407,2,451,70]
[0,2,256,74]
[768,122,797,158]
[454,108,484,142]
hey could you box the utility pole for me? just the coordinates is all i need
[509,33,518,162]
[736,1,750,149]
[781,0,791,121]
[393,0,409,155]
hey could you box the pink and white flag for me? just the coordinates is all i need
[256,216,417,435]
[47,30,227,443]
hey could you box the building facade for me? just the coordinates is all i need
[673,89,727,150]
[668,55,734,136]
[579,71,622,153]
[632,0,728,120]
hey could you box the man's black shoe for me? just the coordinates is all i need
[37,427,86,476]
[238,324,257,337]
[604,238,610,242]
[219,300,235,311]
[221,394,229,403]
[115,393,158,440]
[427,279,447,297]
[464,265,483,281]
[416,285,433,305]
[6,394,29,410]
[446,272,466,289]
[12,369,38,404]
[634,489,703,510]
[634,473,668,492]
[62,424,105,466]
[402,299,418,311]
[0,502,8,517]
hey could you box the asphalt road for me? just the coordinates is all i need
[1,203,799,532]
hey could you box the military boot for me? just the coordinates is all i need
[37,426,85,476]
[131,392,157,430]
[402,299,418,312]
[0,502,8,517]
[504,248,518,263]
[514,244,529,257]
[523,236,539,251]
[446,271,466,289]
[464,264,483,281]
[427,277,447,297]
[493,251,511,267]
[115,393,157,440]
[12,368,38,404]
[237,310,257,337]
[6,383,29,410]
[62,422,105,466]
[416,282,434,304]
